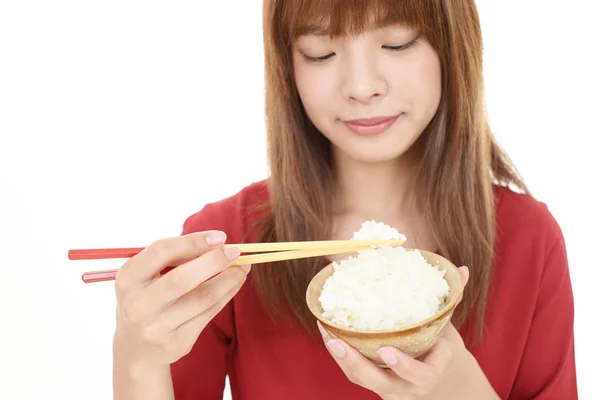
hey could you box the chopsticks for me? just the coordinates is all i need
[78,247,363,283]
[70,239,405,284]
[68,239,404,260]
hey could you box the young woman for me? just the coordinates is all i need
[112,0,577,399]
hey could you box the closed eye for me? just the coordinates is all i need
[383,37,419,52]
[301,35,419,63]
[303,52,335,62]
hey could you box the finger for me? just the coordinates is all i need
[163,265,250,331]
[455,266,469,305]
[174,267,249,345]
[422,337,453,373]
[132,245,241,317]
[318,328,396,393]
[117,231,227,288]
[378,347,438,388]
[458,266,469,286]
[441,322,464,344]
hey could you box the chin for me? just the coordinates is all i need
[332,140,416,165]
[330,128,422,165]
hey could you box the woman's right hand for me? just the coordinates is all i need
[112,230,249,368]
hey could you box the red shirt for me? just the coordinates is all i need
[170,180,577,399]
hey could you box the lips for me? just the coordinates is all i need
[343,115,400,136]
[345,116,396,125]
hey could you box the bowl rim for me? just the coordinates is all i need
[305,248,465,336]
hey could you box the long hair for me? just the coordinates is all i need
[251,0,528,346]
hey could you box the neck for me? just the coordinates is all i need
[332,149,418,220]
[328,145,437,253]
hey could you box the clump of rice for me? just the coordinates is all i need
[318,221,450,331]
[351,220,407,242]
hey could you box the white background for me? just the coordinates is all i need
[1,1,598,399]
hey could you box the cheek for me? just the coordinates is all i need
[393,47,442,114]
[294,63,338,120]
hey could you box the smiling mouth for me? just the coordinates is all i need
[342,114,401,136]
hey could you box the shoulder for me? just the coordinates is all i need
[494,184,564,244]
[181,179,270,241]
[492,185,567,280]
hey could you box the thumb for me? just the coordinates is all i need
[458,266,469,287]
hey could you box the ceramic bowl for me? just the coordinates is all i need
[306,249,464,367]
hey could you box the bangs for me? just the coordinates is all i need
[281,0,435,40]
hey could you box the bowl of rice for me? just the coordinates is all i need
[305,221,464,367]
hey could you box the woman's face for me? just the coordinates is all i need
[292,24,442,164]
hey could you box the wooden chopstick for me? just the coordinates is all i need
[227,239,403,253]
[235,245,371,265]
[68,239,405,261]
[79,245,377,284]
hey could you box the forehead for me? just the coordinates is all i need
[284,0,427,39]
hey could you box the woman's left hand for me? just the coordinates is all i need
[318,266,487,400]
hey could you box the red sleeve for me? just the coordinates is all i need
[510,214,578,399]
[170,205,234,400]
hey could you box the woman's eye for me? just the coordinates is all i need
[383,37,419,52]
[303,52,335,63]
[300,36,419,62]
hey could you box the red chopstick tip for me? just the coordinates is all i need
[68,247,145,260]
[81,269,118,283]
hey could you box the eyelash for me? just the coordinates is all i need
[303,37,419,63]
[383,37,419,52]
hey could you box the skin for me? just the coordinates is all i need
[293,24,500,399]
[293,24,441,167]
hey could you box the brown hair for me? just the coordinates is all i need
[251,0,527,346]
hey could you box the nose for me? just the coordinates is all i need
[341,50,388,104]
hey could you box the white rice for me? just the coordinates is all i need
[318,221,450,331]
[351,220,407,242]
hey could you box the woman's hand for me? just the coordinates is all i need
[319,266,497,399]
[113,231,250,367]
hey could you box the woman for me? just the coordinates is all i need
[112,0,577,399]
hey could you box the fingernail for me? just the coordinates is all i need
[378,348,398,366]
[224,246,240,260]
[317,321,329,339]
[327,340,346,359]
[206,231,226,246]
[241,264,252,273]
